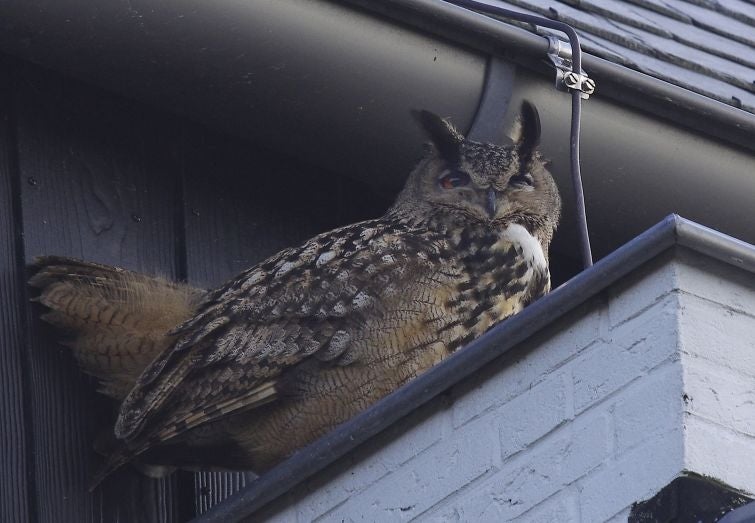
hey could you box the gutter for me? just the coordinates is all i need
[194,214,755,521]
[339,0,755,151]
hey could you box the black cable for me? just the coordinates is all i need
[445,0,593,268]
[570,90,592,267]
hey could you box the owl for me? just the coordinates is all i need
[29,101,561,486]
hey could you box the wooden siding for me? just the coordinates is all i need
[0,55,388,521]
[0,53,31,523]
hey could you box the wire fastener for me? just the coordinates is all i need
[547,36,595,98]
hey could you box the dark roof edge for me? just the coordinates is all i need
[193,215,755,522]
[336,0,755,152]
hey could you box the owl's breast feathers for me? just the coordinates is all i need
[439,222,550,351]
[112,217,550,460]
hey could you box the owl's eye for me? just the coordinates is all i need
[509,172,534,187]
[438,170,470,189]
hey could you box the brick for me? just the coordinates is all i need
[684,415,755,493]
[499,372,570,459]
[452,303,601,428]
[370,399,447,471]
[607,257,678,328]
[294,461,386,523]
[578,429,684,523]
[418,506,466,522]
[510,487,580,522]
[320,414,499,521]
[683,358,755,438]
[608,293,679,352]
[263,494,302,523]
[605,507,631,522]
[674,254,755,315]
[292,401,446,521]
[678,293,755,378]
[527,300,604,366]
[571,296,679,413]
[612,364,684,455]
[447,412,610,521]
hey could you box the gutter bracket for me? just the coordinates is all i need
[467,57,516,143]
[547,36,595,99]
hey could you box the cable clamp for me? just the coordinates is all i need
[546,36,595,99]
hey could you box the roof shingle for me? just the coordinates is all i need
[489,0,755,113]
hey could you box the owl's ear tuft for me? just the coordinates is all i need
[509,101,541,154]
[412,110,463,162]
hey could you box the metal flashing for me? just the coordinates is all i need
[194,215,755,521]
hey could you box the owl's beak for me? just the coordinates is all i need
[486,188,497,218]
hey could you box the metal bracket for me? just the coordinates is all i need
[547,36,595,99]
[467,57,516,144]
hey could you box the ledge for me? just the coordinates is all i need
[194,215,755,521]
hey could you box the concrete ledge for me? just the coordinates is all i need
[197,216,755,522]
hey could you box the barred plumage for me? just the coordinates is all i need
[30,101,561,486]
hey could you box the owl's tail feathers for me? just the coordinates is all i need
[88,432,174,490]
[88,447,136,491]
[29,256,204,401]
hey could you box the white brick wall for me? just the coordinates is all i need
[678,254,755,495]
[260,250,755,522]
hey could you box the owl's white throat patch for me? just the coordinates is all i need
[501,223,547,272]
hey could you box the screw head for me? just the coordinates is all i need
[582,77,596,94]
[564,71,580,88]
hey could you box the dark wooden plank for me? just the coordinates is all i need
[17,61,184,522]
[180,124,389,515]
[0,55,32,523]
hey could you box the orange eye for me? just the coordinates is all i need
[438,171,470,189]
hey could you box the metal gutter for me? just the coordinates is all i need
[1,1,753,256]
[676,219,755,274]
[193,214,755,521]
[0,0,488,189]
[338,0,755,151]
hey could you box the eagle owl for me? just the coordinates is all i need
[30,101,561,485]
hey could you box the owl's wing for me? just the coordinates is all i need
[113,219,455,445]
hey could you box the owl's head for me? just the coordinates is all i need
[391,101,561,245]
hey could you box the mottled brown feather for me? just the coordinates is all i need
[31,103,562,487]
[29,256,203,399]
[115,221,458,440]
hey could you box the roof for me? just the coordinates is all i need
[487,0,755,114]
[194,214,755,522]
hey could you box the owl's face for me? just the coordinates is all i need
[392,102,561,242]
